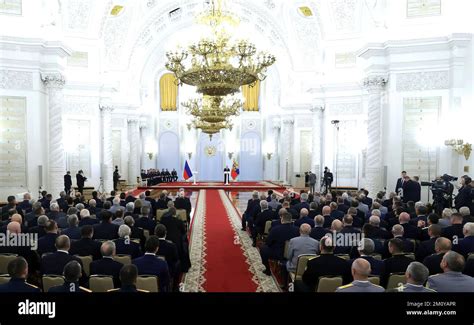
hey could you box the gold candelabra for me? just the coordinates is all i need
[444,139,472,160]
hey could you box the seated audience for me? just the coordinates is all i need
[69,225,102,260]
[427,251,474,292]
[286,224,319,272]
[381,238,414,288]
[90,241,123,287]
[388,262,435,292]
[423,237,452,275]
[115,225,142,258]
[336,258,384,292]
[0,257,40,292]
[49,261,91,292]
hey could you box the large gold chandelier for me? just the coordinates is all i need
[165,0,276,137]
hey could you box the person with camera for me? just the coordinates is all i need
[455,175,473,211]
[322,167,333,194]
[76,170,87,194]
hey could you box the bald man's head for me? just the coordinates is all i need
[7,221,21,234]
[331,219,343,232]
[322,206,331,216]
[351,258,371,280]
[435,237,452,253]
[392,224,404,237]
[399,212,410,223]
[11,213,22,224]
[299,208,309,218]
[299,223,311,236]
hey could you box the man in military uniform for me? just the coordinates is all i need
[427,251,474,292]
[388,261,436,292]
[64,171,72,194]
[48,261,91,292]
[0,257,40,292]
[336,258,384,292]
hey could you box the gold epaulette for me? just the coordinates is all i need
[26,282,39,289]
[137,289,150,293]
[107,288,119,292]
[337,283,353,289]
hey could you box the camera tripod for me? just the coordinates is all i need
[97,177,106,196]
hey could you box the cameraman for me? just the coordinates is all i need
[323,167,333,193]
[455,175,472,210]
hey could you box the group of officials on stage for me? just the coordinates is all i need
[141,169,178,186]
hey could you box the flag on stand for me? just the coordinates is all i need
[183,160,193,180]
[231,159,239,180]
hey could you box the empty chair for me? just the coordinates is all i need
[136,275,158,292]
[43,275,65,293]
[283,241,290,260]
[263,220,272,237]
[289,254,317,283]
[0,253,18,274]
[156,210,166,221]
[368,276,380,286]
[89,275,114,292]
[176,209,187,223]
[114,254,132,265]
[386,273,406,290]
[317,276,343,292]
[75,255,93,277]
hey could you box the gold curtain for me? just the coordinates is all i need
[160,73,178,111]
[241,80,260,111]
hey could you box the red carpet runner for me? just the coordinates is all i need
[202,190,258,292]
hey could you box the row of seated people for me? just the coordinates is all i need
[0,256,152,293]
[141,169,178,185]
[1,189,192,225]
[0,231,177,292]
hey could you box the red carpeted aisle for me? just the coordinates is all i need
[202,190,258,292]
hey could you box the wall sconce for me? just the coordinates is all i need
[228,152,234,160]
[147,152,154,160]
[445,139,472,160]
[266,152,273,160]
[187,152,192,160]
[186,123,192,131]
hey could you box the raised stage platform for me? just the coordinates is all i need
[135,181,286,191]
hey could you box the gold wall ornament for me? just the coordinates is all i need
[147,152,153,160]
[444,139,472,160]
[204,145,217,157]
[298,6,313,17]
[110,5,124,16]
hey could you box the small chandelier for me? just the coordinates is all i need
[445,139,472,160]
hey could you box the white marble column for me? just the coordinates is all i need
[41,73,66,197]
[272,120,281,181]
[127,118,140,185]
[363,76,387,196]
[280,118,294,185]
[310,106,324,186]
[100,105,114,192]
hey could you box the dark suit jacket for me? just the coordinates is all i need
[90,257,123,287]
[159,215,186,247]
[401,223,421,239]
[294,216,315,228]
[415,237,438,262]
[442,224,464,241]
[265,223,299,259]
[310,227,329,241]
[350,255,384,276]
[37,233,58,256]
[322,215,335,228]
[41,251,82,275]
[69,237,102,260]
[93,222,119,240]
[330,209,344,220]
[254,209,275,231]
[0,278,40,293]
[79,217,100,227]
[453,236,474,258]
[61,227,81,240]
[133,254,170,292]
[302,254,349,291]
[158,238,179,276]
[293,202,310,214]
[381,254,413,287]
[115,238,142,259]
[135,217,156,233]
[423,252,445,275]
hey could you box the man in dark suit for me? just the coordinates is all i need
[367,216,391,240]
[124,216,146,250]
[113,166,121,192]
[294,208,315,228]
[90,241,124,287]
[17,193,33,214]
[115,225,142,258]
[454,175,472,210]
[242,191,260,231]
[453,222,474,258]
[135,206,156,233]
[251,200,275,246]
[49,261,91,292]
[384,224,414,257]
[350,238,384,276]
[37,220,59,257]
[381,238,414,287]
[340,215,360,235]
[310,215,328,241]
[93,210,119,240]
[259,212,299,275]
[395,171,407,198]
[423,237,451,275]
[61,215,81,240]
[28,215,48,238]
[56,192,69,213]
[1,196,22,221]
[337,197,350,214]
[321,206,335,228]
[69,225,102,260]
[174,190,192,221]
[41,235,83,276]
[292,193,310,214]
[76,170,87,194]
[442,212,464,241]
[415,224,441,262]
[299,236,349,291]
[155,224,180,278]
[133,236,170,292]
[399,212,420,239]
[329,202,344,220]
[113,264,146,292]
[64,171,72,194]
[410,205,428,226]
[0,257,40,292]
[159,207,190,272]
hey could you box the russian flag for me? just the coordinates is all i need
[231,160,239,180]
[183,160,193,180]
